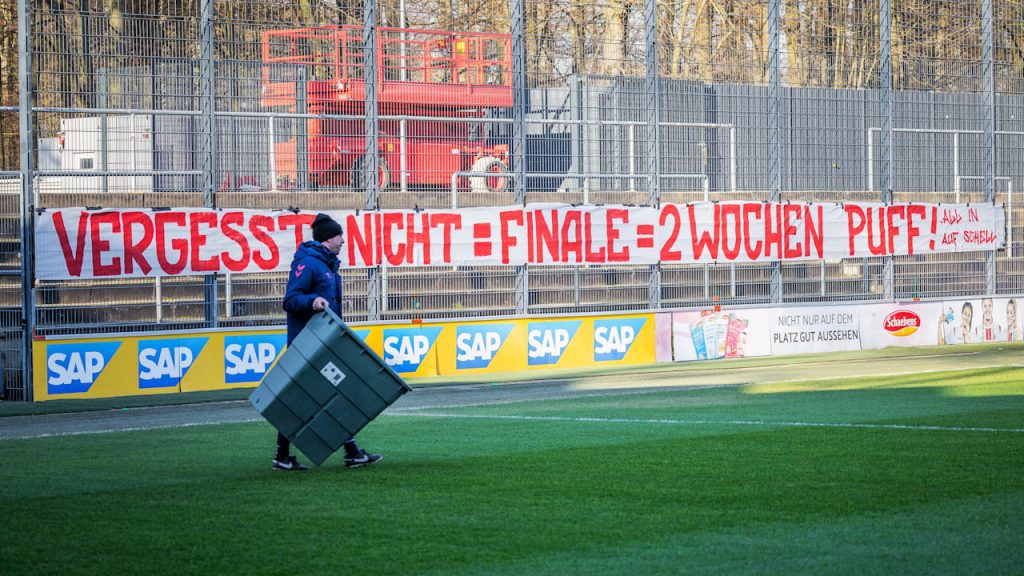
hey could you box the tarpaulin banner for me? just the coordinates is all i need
[35,202,1006,280]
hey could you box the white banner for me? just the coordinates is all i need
[672,309,772,362]
[34,202,1006,280]
[859,302,944,350]
[769,306,863,355]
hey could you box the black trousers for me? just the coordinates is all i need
[277,432,358,458]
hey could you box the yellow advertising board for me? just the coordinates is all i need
[436,314,655,375]
[33,330,289,401]
[436,320,525,375]
[32,313,655,401]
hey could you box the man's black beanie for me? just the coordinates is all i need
[312,213,343,242]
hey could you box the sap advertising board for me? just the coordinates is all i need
[35,315,655,400]
[37,331,289,400]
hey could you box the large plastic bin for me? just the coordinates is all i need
[249,308,411,465]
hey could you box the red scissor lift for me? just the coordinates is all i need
[262,25,513,192]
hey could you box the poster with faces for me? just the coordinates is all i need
[939,298,1022,345]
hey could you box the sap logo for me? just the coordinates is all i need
[456,324,514,369]
[353,329,371,342]
[138,337,209,389]
[383,326,443,373]
[46,342,122,395]
[594,318,647,362]
[224,334,287,384]
[527,321,582,365]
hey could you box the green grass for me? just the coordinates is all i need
[2,360,1024,574]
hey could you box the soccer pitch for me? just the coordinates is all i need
[2,345,1023,575]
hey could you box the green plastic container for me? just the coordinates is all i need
[249,308,411,466]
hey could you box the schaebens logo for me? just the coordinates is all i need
[594,317,647,362]
[527,321,582,365]
[383,326,443,373]
[456,324,514,369]
[224,334,287,384]
[883,310,921,337]
[138,337,209,389]
[46,341,122,395]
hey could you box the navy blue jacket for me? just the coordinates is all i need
[283,241,343,344]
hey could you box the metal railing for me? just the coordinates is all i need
[5,0,1024,400]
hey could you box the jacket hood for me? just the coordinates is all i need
[295,240,340,269]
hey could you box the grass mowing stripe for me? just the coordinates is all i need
[6,417,265,440]
[763,363,1024,384]
[386,411,1024,434]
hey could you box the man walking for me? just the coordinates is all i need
[272,212,383,471]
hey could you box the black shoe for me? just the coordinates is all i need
[272,455,309,471]
[344,449,383,468]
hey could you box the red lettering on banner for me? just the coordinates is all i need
[347,213,380,266]
[525,212,535,262]
[688,204,720,260]
[940,209,962,225]
[472,222,492,257]
[373,213,383,264]
[636,224,655,249]
[963,229,996,244]
[122,211,154,275]
[534,210,559,263]
[397,212,425,264]
[279,213,314,251]
[606,209,629,262]
[763,204,783,258]
[782,204,802,259]
[155,211,188,275]
[845,205,866,256]
[742,203,763,260]
[383,212,406,266]
[886,204,906,255]
[90,212,122,277]
[906,205,926,255]
[719,204,741,260]
[866,207,886,256]
[37,203,1000,278]
[249,215,279,270]
[561,210,583,263]
[584,212,606,263]
[190,212,220,272]
[406,213,431,265]
[804,205,824,258]
[431,213,460,264]
[659,205,682,261]
[930,206,938,250]
[52,212,89,277]
[220,212,251,273]
[499,211,525,265]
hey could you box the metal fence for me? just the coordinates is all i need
[3,0,1023,399]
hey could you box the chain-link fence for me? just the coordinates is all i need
[3,0,1023,399]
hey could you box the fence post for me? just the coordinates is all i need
[879,0,894,300]
[983,0,997,295]
[18,0,35,400]
[644,0,661,310]
[512,0,528,315]
[768,0,783,303]
[365,0,382,321]
[199,0,218,326]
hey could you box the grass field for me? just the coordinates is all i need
[2,346,1024,575]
